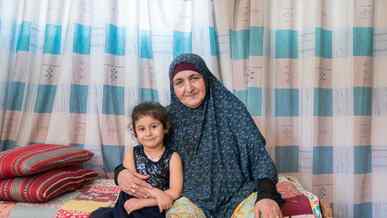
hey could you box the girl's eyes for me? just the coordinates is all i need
[136,123,161,131]
[151,123,160,128]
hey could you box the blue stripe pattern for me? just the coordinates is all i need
[234,87,262,116]
[0,140,17,151]
[313,146,333,174]
[316,27,332,58]
[105,24,126,55]
[275,89,299,116]
[173,31,192,57]
[43,24,62,54]
[4,81,25,111]
[249,27,264,56]
[231,29,249,59]
[73,23,91,55]
[102,85,124,115]
[275,29,298,58]
[314,88,333,116]
[140,88,159,102]
[230,27,264,59]
[275,146,299,173]
[16,21,31,52]
[70,144,85,149]
[34,84,57,113]
[70,84,88,113]
[354,202,372,218]
[354,87,372,116]
[353,27,374,56]
[102,145,125,172]
[209,27,219,56]
[139,31,153,58]
[354,145,372,174]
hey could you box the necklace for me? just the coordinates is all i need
[143,146,165,162]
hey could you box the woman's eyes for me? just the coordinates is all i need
[191,76,200,81]
[173,75,202,86]
[173,80,183,86]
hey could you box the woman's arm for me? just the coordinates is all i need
[254,178,284,218]
[255,198,283,218]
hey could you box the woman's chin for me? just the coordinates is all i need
[182,100,203,109]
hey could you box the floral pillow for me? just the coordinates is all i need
[0,166,98,202]
[0,144,94,179]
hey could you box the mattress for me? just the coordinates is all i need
[0,176,325,218]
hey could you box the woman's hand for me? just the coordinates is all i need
[254,198,283,218]
[117,168,152,198]
[145,187,173,212]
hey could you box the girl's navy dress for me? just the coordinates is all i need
[90,145,174,218]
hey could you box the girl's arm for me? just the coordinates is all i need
[144,152,183,212]
[145,152,183,202]
[164,152,183,200]
[123,147,136,172]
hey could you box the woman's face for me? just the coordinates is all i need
[172,70,206,108]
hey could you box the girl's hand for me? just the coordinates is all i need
[254,198,283,218]
[124,198,144,214]
[146,188,173,212]
[118,169,152,198]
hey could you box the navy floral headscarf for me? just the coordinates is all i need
[167,53,278,218]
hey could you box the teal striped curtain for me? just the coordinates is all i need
[1,1,386,217]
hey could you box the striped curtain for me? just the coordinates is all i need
[1,0,386,217]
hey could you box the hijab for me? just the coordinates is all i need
[167,53,278,217]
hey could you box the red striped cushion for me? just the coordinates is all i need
[0,167,98,202]
[0,144,93,179]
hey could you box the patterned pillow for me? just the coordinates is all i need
[0,167,98,202]
[0,144,94,179]
[281,194,313,216]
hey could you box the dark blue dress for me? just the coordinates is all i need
[166,53,283,217]
[90,145,174,218]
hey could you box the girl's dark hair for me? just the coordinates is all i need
[131,102,170,137]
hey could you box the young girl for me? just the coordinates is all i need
[91,102,183,218]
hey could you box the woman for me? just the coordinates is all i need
[115,53,284,218]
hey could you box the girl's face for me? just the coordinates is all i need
[134,115,166,149]
[172,70,206,108]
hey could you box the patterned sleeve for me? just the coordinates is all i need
[256,178,284,205]
[113,164,125,185]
